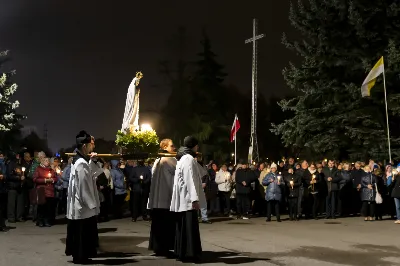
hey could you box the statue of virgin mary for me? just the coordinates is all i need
[121,71,143,133]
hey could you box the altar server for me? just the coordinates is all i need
[148,138,177,256]
[65,131,103,264]
[170,136,206,262]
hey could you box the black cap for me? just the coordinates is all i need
[183,136,199,149]
[76,130,92,146]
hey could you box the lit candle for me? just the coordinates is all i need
[48,172,51,178]
[22,167,26,172]
[140,175,143,180]
[56,169,61,174]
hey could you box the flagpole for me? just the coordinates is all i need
[234,114,237,165]
[383,62,392,163]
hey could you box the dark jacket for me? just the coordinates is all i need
[235,168,257,195]
[7,160,22,191]
[304,170,321,194]
[322,167,341,192]
[262,172,284,201]
[129,165,151,192]
[205,169,219,199]
[351,169,364,188]
[339,170,352,190]
[0,164,7,194]
[360,172,376,202]
[284,172,301,198]
[391,174,400,198]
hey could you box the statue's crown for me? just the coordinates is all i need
[136,71,143,79]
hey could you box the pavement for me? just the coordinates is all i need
[0,215,399,266]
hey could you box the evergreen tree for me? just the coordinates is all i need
[0,50,24,132]
[272,0,400,161]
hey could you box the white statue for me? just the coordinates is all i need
[121,71,143,133]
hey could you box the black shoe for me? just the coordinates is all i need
[38,222,45,227]
[266,218,271,222]
[8,220,16,223]
[277,219,282,222]
[0,227,9,232]
[289,218,293,221]
[131,218,137,222]
[201,220,212,224]
[16,218,26,222]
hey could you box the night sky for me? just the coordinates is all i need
[0,0,297,152]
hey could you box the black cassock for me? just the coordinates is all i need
[174,210,202,261]
[65,216,99,261]
[148,208,175,254]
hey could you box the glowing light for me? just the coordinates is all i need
[22,167,26,172]
[324,158,328,162]
[231,153,234,157]
[141,124,153,132]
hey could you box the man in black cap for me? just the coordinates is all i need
[65,130,103,264]
[170,136,206,262]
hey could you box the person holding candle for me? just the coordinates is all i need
[33,157,57,227]
[284,168,301,221]
[6,153,25,223]
[262,163,284,222]
[128,159,151,222]
[0,154,8,232]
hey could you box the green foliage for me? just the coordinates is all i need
[0,50,25,132]
[116,129,159,154]
[272,0,400,161]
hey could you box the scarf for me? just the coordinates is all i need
[308,167,317,174]
[176,146,196,161]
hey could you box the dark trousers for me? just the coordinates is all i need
[236,194,250,216]
[60,188,68,215]
[37,197,54,225]
[351,188,362,215]
[338,185,351,217]
[266,200,280,220]
[361,201,375,217]
[312,193,319,218]
[288,197,298,219]
[113,193,126,219]
[218,191,231,214]
[325,191,337,218]
[7,189,24,221]
[207,197,219,214]
[23,188,31,219]
[0,193,7,227]
[130,190,149,219]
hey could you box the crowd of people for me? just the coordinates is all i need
[1,135,400,264]
[203,158,400,224]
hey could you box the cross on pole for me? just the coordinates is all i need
[245,18,264,164]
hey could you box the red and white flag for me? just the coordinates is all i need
[230,114,240,142]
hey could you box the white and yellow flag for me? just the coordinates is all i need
[361,56,384,97]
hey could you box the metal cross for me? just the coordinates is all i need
[245,18,264,164]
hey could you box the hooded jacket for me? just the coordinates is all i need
[110,160,126,195]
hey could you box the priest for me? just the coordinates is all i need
[170,136,206,262]
[65,130,103,264]
[148,138,177,256]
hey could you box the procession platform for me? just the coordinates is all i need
[0,215,399,266]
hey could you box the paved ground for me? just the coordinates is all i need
[0,215,399,266]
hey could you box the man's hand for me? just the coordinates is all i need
[290,180,294,185]
[0,174,3,180]
[202,183,206,189]
[269,179,274,183]
[21,176,25,181]
[100,186,104,190]
[242,181,247,186]
[90,152,98,159]
[192,201,200,210]
[327,177,332,182]
[367,184,373,190]
[288,169,293,174]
